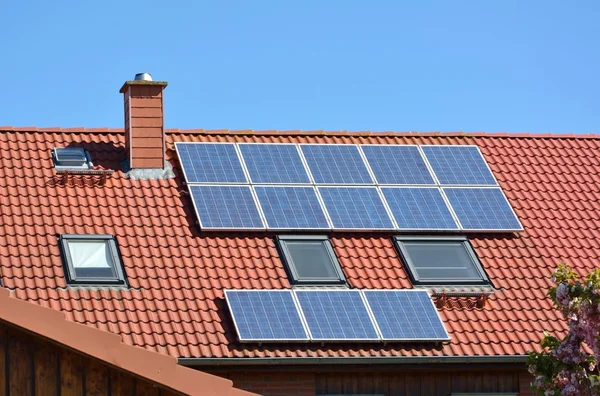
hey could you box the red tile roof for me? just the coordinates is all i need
[1,127,598,361]
[0,287,255,395]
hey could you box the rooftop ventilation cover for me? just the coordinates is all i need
[52,147,92,171]
[134,72,152,81]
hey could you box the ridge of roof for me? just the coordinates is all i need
[1,126,599,139]
[0,288,256,396]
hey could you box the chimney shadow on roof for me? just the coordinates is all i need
[65,141,126,172]
[45,141,126,188]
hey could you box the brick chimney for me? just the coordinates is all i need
[120,74,168,169]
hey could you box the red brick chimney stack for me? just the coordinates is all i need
[120,75,168,169]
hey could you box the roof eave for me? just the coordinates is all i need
[179,355,529,367]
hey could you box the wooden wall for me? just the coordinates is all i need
[0,321,180,396]
[215,366,528,396]
[314,370,520,395]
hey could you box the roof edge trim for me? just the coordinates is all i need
[1,127,599,139]
[179,355,529,366]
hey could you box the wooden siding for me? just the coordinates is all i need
[214,367,530,396]
[0,322,180,396]
[315,370,520,395]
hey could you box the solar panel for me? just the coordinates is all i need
[254,186,330,229]
[176,143,247,184]
[189,185,264,229]
[443,187,522,231]
[239,144,311,184]
[421,146,496,186]
[363,290,450,341]
[318,187,394,230]
[361,145,435,185]
[225,290,309,341]
[301,145,374,184]
[295,290,379,341]
[381,187,458,230]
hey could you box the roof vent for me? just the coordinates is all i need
[134,72,152,81]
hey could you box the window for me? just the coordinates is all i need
[394,236,489,286]
[276,235,346,285]
[52,147,92,171]
[59,235,126,285]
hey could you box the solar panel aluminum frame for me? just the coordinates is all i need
[238,143,313,185]
[189,184,267,231]
[253,185,333,231]
[361,289,451,342]
[224,289,311,343]
[440,186,524,232]
[419,144,499,187]
[359,144,436,186]
[293,289,381,342]
[316,186,398,231]
[299,143,376,185]
[174,142,250,185]
[380,186,460,232]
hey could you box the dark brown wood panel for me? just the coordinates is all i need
[314,370,521,396]
[0,324,6,396]
[110,370,135,396]
[60,350,84,396]
[34,344,58,396]
[8,331,32,396]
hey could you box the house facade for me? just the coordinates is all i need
[1,76,596,395]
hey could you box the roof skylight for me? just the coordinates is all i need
[52,147,92,171]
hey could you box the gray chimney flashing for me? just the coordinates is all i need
[121,160,175,180]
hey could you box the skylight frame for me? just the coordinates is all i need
[393,236,491,286]
[58,234,127,286]
[276,235,347,285]
[52,147,93,171]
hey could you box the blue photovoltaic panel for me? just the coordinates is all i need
[239,144,311,184]
[362,145,435,185]
[189,185,264,229]
[301,145,373,184]
[381,187,458,230]
[295,290,379,340]
[422,146,496,185]
[254,186,330,229]
[176,143,247,183]
[363,290,450,341]
[318,187,394,229]
[444,187,522,230]
[226,290,308,341]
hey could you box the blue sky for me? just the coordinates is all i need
[1,1,598,133]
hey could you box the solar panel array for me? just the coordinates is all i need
[226,289,450,342]
[176,142,522,232]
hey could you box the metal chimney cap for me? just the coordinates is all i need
[134,73,153,81]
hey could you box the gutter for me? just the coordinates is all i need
[179,355,529,366]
